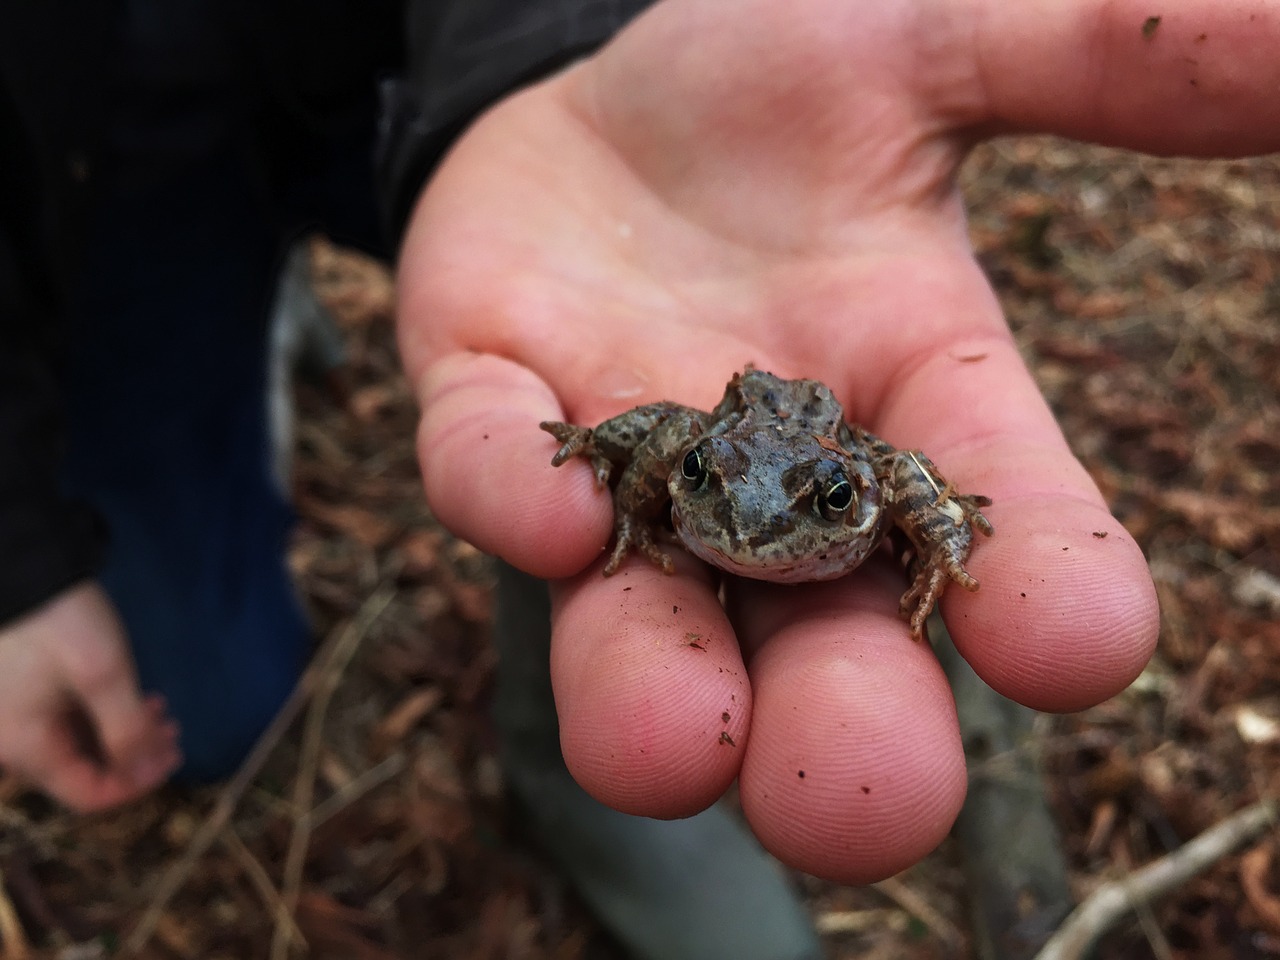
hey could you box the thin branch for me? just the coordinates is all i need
[271,586,394,960]
[1033,799,1278,960]
[220,828,305,950]
[873,875,965,949]
[311,751,407,828]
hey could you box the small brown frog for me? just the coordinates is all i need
[541,368,992,640]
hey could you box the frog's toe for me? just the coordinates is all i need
[947,559,981,592]
[602,537,630,576]
[900,554,981,640]
[590,458,613,488]
[603,518,674,576]
[947,493,995,538]
[629,520,675,574]
[638,539,676,575]
[540,420,593,466]
[900,566,947,641]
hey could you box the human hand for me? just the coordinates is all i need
[0,582,181,811]
[396,0,1280,881]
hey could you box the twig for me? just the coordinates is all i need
[122,585,393,956]
[270,586,394,960]
[311,751,407,828]
[814,908,908,936]
[1131,891,1175,960]
[1033,799,1278,960]
[873,875,965,949]
[0,867,31,960]
[220,827,306,950]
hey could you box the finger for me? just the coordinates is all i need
[869,316,1158,711]
[550,555,751,818]
[15,722,161,813]
[55,627,183,786]
[415,351,615,579]
[968,0,1280,155]
[727,567,967,884]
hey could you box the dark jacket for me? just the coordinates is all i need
[0,0,652,623]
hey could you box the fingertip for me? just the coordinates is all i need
[130,744,182,793]
[22,732,150,814]
[949,496,1158,712]
[871,340,1156,707]
[416,352,614,578]
[551,561,750,818]
[738,584,967,883]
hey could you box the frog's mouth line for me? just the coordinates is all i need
[670,508,876,584]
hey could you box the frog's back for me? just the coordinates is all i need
[718,368,846,435]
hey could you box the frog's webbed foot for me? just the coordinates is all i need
[540,420,613,488]
[603,513,675,576]
[543,415,684,576]
[899,540,983,642]
[885,452,993,641]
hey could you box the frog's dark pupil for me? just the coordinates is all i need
[681,448,705,484]
[824,478,852,512]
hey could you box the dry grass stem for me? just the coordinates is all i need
[1033,800,1278,960]
[271,585,395,960]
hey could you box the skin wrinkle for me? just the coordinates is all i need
[417,354,559,426]
[560,73,791,262]
[909,0,992,133]
[416,82,991,431]
[416,216,764,419]
[850,329,1020,443]
[962,0,1031,135]
[569,27,967,259]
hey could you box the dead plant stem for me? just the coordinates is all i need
[1033,799,1278,960]
[270,585,394,960]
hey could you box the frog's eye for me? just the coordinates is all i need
[680,446,708,489]
[817,473,854,521]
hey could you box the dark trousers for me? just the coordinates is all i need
[61,120,383,780]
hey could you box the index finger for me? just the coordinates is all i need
[415,351,616,579]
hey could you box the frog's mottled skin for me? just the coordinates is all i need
[541,368,993,640]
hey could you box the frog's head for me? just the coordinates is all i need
[667,432,885,582]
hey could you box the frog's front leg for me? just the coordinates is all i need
[541,404,702,575]
[862,430,993,640]
[541,401,688,488]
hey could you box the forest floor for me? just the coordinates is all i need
[1,137,1278,960]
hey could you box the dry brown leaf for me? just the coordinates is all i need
[298,496,403,548]
[372,686,445,754]
[295,891,401,960]
[1241,844,1280,934]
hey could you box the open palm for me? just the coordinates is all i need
[397,0,1280,881]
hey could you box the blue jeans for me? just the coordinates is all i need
[61,131,382,780]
